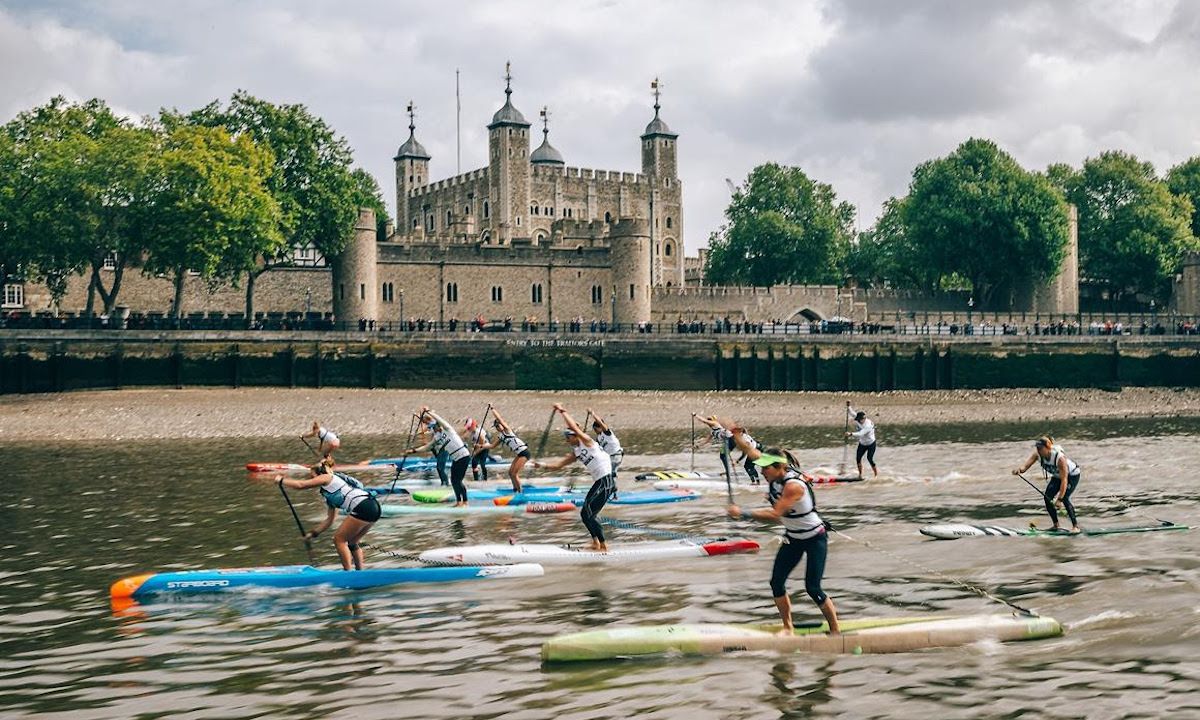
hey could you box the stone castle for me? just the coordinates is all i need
[10,66,1131,325]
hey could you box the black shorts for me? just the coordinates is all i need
[516,449,532,460]
[349,495,382,522]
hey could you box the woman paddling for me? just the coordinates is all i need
[491,408,530,493]
[1013,436,1081,534]
[727,446,840,636]
[846,403,878,479]
[532,404,615,551]
[587,408,625,481]
[695,414,763,484]
[301,421,341,461]
[277,461,381,570]
[464,417,495,484]
[406,407,472,506]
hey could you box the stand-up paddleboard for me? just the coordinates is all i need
[246,462,388,474]
[497,489,701,506]
[920,521,1189,539]
[418,538,759,566]
[379,502,576,517]
[110,563,545,600]
[409,486,566,504]
[369,456,508,472]
[634,470,713,481]
[652,479,757,492]
[541,613,1063,661]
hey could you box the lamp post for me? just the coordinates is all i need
[304,288,311,330]
[967,296,974,330]
[399,288,405,332]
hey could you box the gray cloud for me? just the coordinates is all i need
[2,0,1199,251]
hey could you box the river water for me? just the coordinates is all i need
[2,417,1199,719]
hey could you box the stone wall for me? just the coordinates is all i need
[1172,252,1200,315]
[652,285,846,322]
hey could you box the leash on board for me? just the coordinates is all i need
[599,516,711,541]
[829,526,1039,617]
[358,541,471,567]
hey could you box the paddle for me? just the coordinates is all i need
[300,435,318,458]
[277,479,317,563]
[839,401,850,475]
[720,436,735,505]
[1014,471,1045,498]
[691,410,700,472]
[386,412,420,499]
[533,407,558,458]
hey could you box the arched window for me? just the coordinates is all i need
[535,232,547,244]
[464,203,471,215]
[426,214,434,232]
[446,210,452,226]
[655,243,660,255]
[591,285,602,304]
[531,283,543,304]
[481,230,491,244]
[666,217,673,229]
[483,201,490,219]
[604,211,612,223]
[491,286,503,303]
[531,204,539,215]
[665,241,673,257]
[446,282,459,303]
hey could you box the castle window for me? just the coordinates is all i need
[409,175,414,183]
[382,282,394,303]
[412,218,419,229]
[666,217,673,229]
[535,232,547,244]
[339,284,345,301]
[547,206,554,216]
[655,243,660,255]
[360,284,366,300]
[629,284,635,300]
[483,201,490,219]
[426,214,434,232]
[491,286,503,303]
[2,283,23,309]
[531,204,539,216]
[464,204,471,215]
[666,281,672,287]
[604,211,612,223]
[665,241,673,257]
[417,175,422,183]
[591,285,602,304]
[446,210,452,226]
[516,216,521,227]
[531,283,543,304]
[446,282,459,303]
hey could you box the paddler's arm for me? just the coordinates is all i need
[727,482,803,521]
[305,507,337,539]
[279,473,332,490]
[1056,456,1070,500]
[300,421,319,440]
[532,451,576,471]
[1012,451,1038,475]
[588,408,610,433]
[729,427,761,460]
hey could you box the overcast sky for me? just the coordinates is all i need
[3,0,1200,254]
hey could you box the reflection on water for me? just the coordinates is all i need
[0,415,1198,718]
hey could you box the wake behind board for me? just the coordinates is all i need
[541,613,1063,662]
[418,538,759,566]
[111,563,545,599]
[379,502,576,517]
[920,521,1189,539]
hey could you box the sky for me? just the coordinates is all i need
[3,0,1200,254]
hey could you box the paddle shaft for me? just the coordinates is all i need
[471,404,494,455]
[1015,471,1044,497]
[277,481,309,541]
[534,407,557,458]
[388,413,420,497]
[690,414,696,472]
[300,436,318,457]
[840,404,849,473]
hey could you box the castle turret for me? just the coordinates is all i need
[609,218,652,325]
[331,208,379,325]
[1031,204,1080,314]
[394,101,430,237]
[640,79,683,286]
[487,62,531,245]
[530,106,565,167]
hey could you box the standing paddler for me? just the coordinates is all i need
[406,407,472,506]
[588,408,624,495]
[845,402,878,479]
[301,421,341,462]
[1013,436,1081,534]
[277,460,381,570]
[727,446,840,636]
[695,414,763,484]
[465,417,496,484]
[491,408,530,493]
[531,403,615,551]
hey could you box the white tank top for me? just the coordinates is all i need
[574,442,613,482]
[768,470,824,540]
[319,474,369,513]
[317,427,339,444]
[434,427,469,461]
[499,430,528,455]
[1039,447,1079,477]
[597,429,623,457]
[470,428,490,453]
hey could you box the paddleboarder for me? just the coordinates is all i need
[846,403,878,478]
[695,414,763,484]
[728,447,840,636]
[464,417,495,483]
[588,408,624,487]
[277,460,381,570]
[491,408,530,493]
[301,421,341,461]
[406,407,472,506]
[532,404,615,552]
[1013,436,1081,534]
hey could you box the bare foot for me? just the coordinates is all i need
[1070,526,1082,534]
[776,627,794,637]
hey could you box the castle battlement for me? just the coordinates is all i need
[655,285,840,299]
[531,165,645,185]
[409,167,490,198]
[377,241,610,267]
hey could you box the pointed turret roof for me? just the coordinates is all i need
[488,62,531,129]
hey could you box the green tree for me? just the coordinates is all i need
[1065,151,1197,302]
[1166,156,1200,240]
[704,163,854,286]
[903,138,1069,307]
[847,197,939,291]
[351,167,391,239]
[139,123,282,320]
[180,92,359,323]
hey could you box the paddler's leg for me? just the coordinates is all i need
[450,455,471,506]
[509,453,528,493]
[803,533,839,634]
[435,451,449,486]
[865,442,878,477]
[769,538,805,635]
[1063,473,1081,532]
[580,475,613,551]
[1042,478,1063,530]
[855,443,867,479]
[333,517,369,570]
[344,496,381,569]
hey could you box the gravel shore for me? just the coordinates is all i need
[1,386,1198,442]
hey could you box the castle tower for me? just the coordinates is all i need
[331,208,379,324]
[610,218,652,325]
[1032,204,1080,314]
[640,79,683,287]
[394,101,430,236]
[487,62,531,245]
[530,106,565,167]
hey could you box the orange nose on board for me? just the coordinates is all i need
[110,573,153,599]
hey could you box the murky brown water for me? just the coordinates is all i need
[2,417,1199,719]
